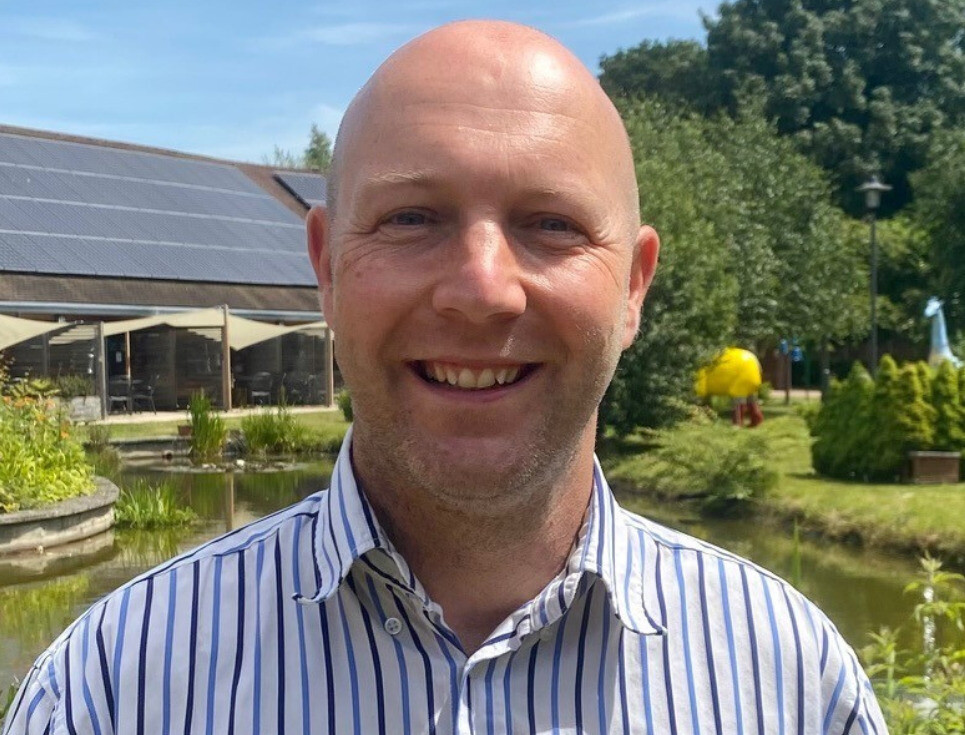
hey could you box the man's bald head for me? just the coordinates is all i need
[325,20,640,237]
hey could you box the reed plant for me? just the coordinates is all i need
[188,391,226,464]
[241,403,306,458]
[113,479,196,529]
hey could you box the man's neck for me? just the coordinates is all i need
[356,445,596,654]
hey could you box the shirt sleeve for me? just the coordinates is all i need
[820,622,889,735]
[2,658,62,735]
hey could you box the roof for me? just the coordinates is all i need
[0,125,327,291]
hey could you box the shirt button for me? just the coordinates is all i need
[384,617,403,636]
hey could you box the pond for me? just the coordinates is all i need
[0,461,934,685]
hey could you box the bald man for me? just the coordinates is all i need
[5,21,886,735]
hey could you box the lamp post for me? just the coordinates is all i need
[857,176,891,375]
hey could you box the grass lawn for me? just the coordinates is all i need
[602,404,965,564]
[77,409,349,444]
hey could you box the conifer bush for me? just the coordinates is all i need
[811,355,965,482]
[931,361,965,451]
[812,362,874,479]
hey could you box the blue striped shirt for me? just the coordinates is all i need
[4,431,886,734]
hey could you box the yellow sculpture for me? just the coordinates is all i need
[695,348,764,427]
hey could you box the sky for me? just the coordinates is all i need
[0,1,712,164]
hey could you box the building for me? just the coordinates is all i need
[0,125,336,413]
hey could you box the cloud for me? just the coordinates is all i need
[8,17,99,42]
[258,21,427,50]
[563,3,709,27]
[300,22,425,46]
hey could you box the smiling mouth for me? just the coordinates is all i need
[413,361,537,390]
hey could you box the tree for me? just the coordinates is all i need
[600,101,866,433]
[599,40,721,115]
[265,145,302,169]
[912,128,965,333]
[599,0,965,214]
[304,124,333,173]
[705,0,965,215]
[601,101,738,433]
[264,124,333,173]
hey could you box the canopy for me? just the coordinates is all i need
[101,307,327,350]
[226,314,327,351]
[0,314,72,351]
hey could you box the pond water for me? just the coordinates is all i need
[0,461,934,685]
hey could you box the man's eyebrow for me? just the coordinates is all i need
[363,170,435,187]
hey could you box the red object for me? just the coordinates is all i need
[732,402,745,426]
[746,400,764,428]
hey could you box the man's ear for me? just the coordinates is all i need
[622,224,660,349]
[306,205,335,325]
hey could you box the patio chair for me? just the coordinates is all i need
[132,375,158,414]
[282,372,312,405]
[250,372,273,405]
[108,376,131,413]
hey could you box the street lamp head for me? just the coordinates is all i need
[857,175,892,211]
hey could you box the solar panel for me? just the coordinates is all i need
[0,132,314,286]
[273,171,327,208]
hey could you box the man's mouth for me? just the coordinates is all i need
[413,361,535,390]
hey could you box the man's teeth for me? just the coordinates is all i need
[426,363,521,389]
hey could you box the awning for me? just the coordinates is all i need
[101,307,226,337]
[101,307,328,350]
[0,314,72,351]
[226,314,328,351]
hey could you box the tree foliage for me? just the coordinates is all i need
[912,128,965,333]
[931,360,965,451]
[303,124,333,173]
[264,124,333,173]
[602,100,866,433]
[600,0,965,214]
[812,361,875,479]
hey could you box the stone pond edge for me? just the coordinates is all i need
[0,478,119,555]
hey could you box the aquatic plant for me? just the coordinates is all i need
[188,391,226,464]
[113,480,197,530]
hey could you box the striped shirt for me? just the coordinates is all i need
[4,430,886,734]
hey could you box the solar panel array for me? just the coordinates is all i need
[274,171,327,208]
[0,132,316,286]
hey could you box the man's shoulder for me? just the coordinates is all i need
[617,504,829,622]
[52,488,328,650]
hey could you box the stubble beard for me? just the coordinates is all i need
[348,328,623,539]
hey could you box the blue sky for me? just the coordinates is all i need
[0,1,712,163]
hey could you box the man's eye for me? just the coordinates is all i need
[539,217,572,232]
[387,211,427,226]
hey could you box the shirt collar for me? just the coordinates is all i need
[298,427,665,636]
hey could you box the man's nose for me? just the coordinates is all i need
[430,220,527,323]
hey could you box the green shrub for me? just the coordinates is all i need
[114,480,197,529]
[758,380,772,401]
[54,374,94,400]
[0,364,94,513]
[241,404,307,458]
[867,359,934,480]
[811,362,875,480]
[188,391,226,464]
[794,400,821,435]
[863,556,965,733]
[86,424,111,453]
[336,389,353,422]
[915,361,933,405]
[931,360,965,452]
[613,412,777,515]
